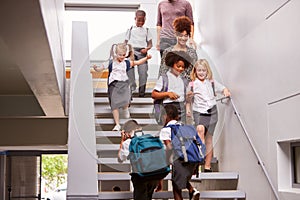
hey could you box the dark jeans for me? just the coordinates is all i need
[159,37,177,57]
[131,174,160,200]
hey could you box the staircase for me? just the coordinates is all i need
[93,80,246,199]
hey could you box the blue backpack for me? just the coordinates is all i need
[128,131,170,180]
[167,124,206,163]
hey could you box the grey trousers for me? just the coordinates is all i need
[127,50,149,96]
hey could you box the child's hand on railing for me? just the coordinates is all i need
[223,88,231,97]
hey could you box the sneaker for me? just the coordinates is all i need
[123,109,130,119]
[112,124,121,131]
[189,188,200,200]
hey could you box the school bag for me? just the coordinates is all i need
[128,131,170,180]
[167,124,206,163]
[152,74,168,125]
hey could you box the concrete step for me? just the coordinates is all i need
[95,118,158,125]
[94,88,153,97]
[95,118,161,131]
[96,130,159,138]
[97,157,218,165]
[94,106,153,115]
[94,97,153,104]
[98,190,246,199]
[98,172,239,181]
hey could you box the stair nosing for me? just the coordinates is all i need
[98,190,246,199]
[97,171,239,181]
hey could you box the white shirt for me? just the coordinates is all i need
[154,71,185,103]
[125,25,152,48]
[106,59,130,85]
[187,79,225,113]
[159,120,178,141]
[118,130,144,162]
[119,139,131,162]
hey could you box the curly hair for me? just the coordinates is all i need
[172,16,192,36]
[165,51,192,69]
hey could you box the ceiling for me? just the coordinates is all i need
[0,0,68,149]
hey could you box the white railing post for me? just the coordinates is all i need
[67,21,98,200]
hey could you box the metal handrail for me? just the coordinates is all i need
[228,97,279,200]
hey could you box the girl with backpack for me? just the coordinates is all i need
[186,59,231,172]
[93,43,151,131]
[152,51,191,124]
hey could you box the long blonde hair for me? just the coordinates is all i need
[190,59,213,81]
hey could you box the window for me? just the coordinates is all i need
[291,142,300,188]
[64,5,136,61]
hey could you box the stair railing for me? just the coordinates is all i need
[223,97,280,200]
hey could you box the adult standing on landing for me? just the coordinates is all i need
[156,0,196,57]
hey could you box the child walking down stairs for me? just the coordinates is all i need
[93,80,245,199]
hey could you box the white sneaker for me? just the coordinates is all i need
[189,188,200,200]
[112,124,121,131]
[123,109,130,119]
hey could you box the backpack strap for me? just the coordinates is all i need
[146,27,149,42]
[125,59,131,72]
[210,79,216,97]
[162,74,168,92]
[128,26,133,41]
[107,60,113,85]
[182,77,189,98]
[129,26,149,43]
[190,81,194,92]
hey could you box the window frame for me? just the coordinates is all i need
[291,142,300,188]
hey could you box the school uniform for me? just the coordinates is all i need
[160,120,198,190]
[107,60,131,110]
[125,25,152,96]
[118,131,160,200]
[187,78,225,135]
[154,70,187,123]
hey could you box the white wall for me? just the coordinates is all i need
[195,0,300,200]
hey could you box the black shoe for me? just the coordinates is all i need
[204,168,212,172]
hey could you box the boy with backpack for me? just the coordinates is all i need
[125,10,153,97]
[118,120,169,200]
[160,104,204,200]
